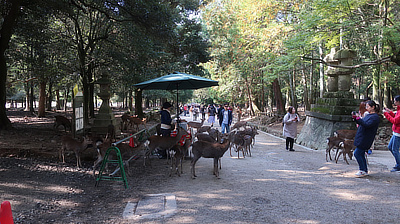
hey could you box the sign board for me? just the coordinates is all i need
[74,91,84,132]
[75,106,84,131]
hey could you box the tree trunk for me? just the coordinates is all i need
[302,68,309,110]
[272,78,285,115]
[89,74,95,118]
[30,83,34,112]
[128,89,133,111]
[25,82,30,111]
[56,89,61,110]
[135,89,144,118]
[319,43,325,98]
[47,81,53,111]
[38,81,46,117]
[0,0,22,130]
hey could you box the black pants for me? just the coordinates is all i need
[286,137,294,150]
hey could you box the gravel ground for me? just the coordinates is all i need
[1,111,400,224]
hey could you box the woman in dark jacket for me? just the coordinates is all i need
[352,100,380,177]
[160,102,173,137]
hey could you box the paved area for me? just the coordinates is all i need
[122,113,400,224]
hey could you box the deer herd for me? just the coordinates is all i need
[53,112,259,179]
[53,111,361,180]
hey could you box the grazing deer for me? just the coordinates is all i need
[60,135,92,168]
[128,117,147,131]
[54,115,71,132]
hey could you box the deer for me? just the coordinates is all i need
[241,135,253,157]
[105,124,116,141]
[187,118,205,133]
[228,131,245,158]
[59,135,92,168]
[143,126,188,167]
[334,129,357,140]
[93,137,144,176]
[128,116,147,131]
[191,134,230,179]
[195,132,223,169]
[54,115,71,132]
[335,140,355,165]
[169,137,191,177]
[231,121,248,130]
[326,136,345,162]
[197,125,211,133]
[121,112,131,130]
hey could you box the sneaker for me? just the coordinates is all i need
[390,167,400,172]
[355,170,368,177]
[289,149,295,151]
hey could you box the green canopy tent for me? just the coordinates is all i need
[134,71,219,120]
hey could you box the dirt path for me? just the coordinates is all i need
[2,112,400,223]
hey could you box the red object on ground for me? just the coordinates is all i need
[129,136,135,148]
[0,201,14,224]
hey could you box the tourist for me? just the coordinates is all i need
[283,106,300,151]
[352,100,380,177]
[208,104,217,127]
[218,103,233,134]
[383,95,400,172]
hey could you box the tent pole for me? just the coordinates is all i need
[176,84,180,123]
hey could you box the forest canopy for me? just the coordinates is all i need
[1,0,400,130]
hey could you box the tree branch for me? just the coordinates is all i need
[301,55,392,69]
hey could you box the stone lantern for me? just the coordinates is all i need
[297,48,360,150]
[91,72,119,137]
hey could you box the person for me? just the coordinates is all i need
[383,95,400,172]
[217,104,223,122]
[183,104,188,116]
[189,105,193,119]
[283,106,300,151]
[218,103,233,134]
[160,102,173,136]
[208,104,217,127]
[200,105,207,120]
[359,97,373,155]
[193,106,199,121]
[159,102,174,158]
[352,100,380,177]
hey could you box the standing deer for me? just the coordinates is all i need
[191,134,230,179]
[60,135,92,168]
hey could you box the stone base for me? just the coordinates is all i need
[296,111,356,150]
[91,112,121,138]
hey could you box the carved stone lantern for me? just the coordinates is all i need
[91,72,119,137]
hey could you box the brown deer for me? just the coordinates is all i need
[191,134,230,179]
[128,117,147,131]
[143,127,188,166]
[60,135,92,168]
[187,118,205,133]
[54,115,71,132]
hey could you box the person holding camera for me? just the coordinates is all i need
[352,100,380,177]
[283,106,300,151]
[383,95,400,172]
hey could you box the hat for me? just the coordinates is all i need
[163,102,172,109]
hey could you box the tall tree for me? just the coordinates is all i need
[0,0,22,130]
